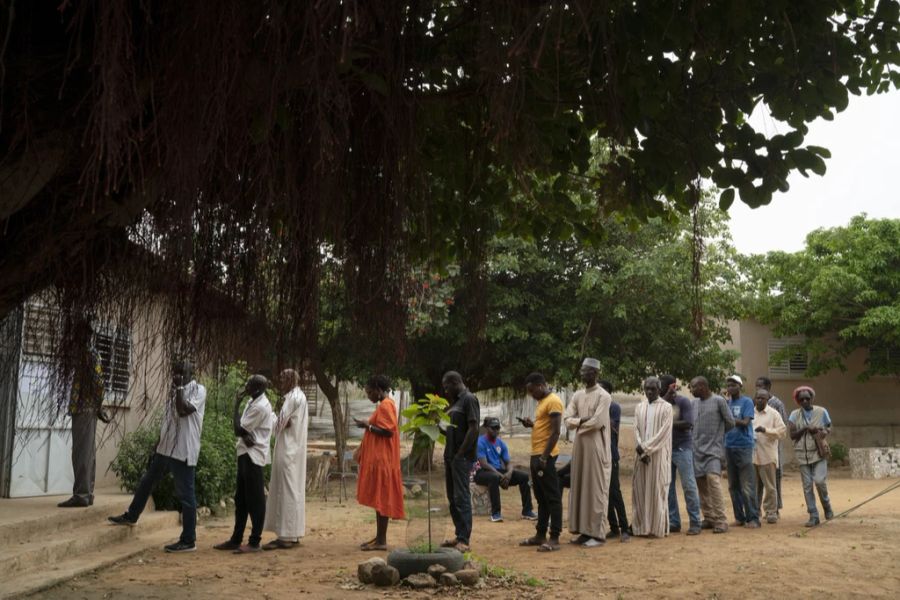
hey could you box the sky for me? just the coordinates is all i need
[728,90,900,255]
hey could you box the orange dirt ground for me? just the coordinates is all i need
[27,440,900,600]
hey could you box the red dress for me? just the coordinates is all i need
[356,397,406,519]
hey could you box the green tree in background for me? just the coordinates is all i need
[745,216,900,379]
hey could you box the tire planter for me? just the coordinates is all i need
[386,547,465,579]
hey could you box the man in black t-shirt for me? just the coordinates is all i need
[440,371,480,552]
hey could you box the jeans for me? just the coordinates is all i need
[472,469,533,515]
[725,447,759,524]
[445,456,473,544]
[607,460,629,533]
[799,459,831,519]
[231,453,266,546]
[668,448,701,529]
[127,452,197,544]
[530,455,562,538]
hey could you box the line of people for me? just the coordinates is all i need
[439,360,835,553]
[106,360,833,555]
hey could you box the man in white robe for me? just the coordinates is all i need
[563,357,612,547]
[632,376,673,538]
[263,369,309,550]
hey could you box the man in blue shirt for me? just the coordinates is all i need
[473,417,536,522]
[724,375,760,528]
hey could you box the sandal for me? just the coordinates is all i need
[536,542,560,552]
[361,542,388,551]
[519,536,545,547]
[454,542,470,553]
[359,538,378,550]
[440,538,459,548]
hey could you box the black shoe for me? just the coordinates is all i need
[605,529,620,539]
[165,541,196,553]
[824,505,834,520]
[58,496,90,508]
[669,525,681,533]
[804,516,820,527]
[108,513,137,526]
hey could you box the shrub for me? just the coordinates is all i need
[830,441,849,463]
[110,362,251,510]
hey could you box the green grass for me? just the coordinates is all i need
[465,552,545,587]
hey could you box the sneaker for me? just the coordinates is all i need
[490,512,503,522]
[766,515,779,524]
[108,513,137,526]
[700,520,714,530]
[713,524,728,534]
[605,529,620,539]
[686,527,701,536]
[521,510,538,521]
[165,541,196,553]
[669,525,681,533]
[620,532,631,543]
[804,517,820,527]
[744,521,760,529]
[824,508,834,520]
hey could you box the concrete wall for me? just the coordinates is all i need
[727,319,900,464]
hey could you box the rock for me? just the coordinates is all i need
[462,560,479,571]
[357,557,386,584]
[439,573,459,587]
[455,569,480,586]
[427,564,447,578]
[410,484,423,496]
[197,506,211,518]
[225,497,235,507]
[371,564,400,587]
[404,573,436,589]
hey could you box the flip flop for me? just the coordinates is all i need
[359,538,378,550]
[440,538,459,548]
[582,538,605,548]
[519,537,545,547]
[536,542,560,552]
[454,542,470,553]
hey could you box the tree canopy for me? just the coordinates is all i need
[745,216,900,379]
[2,1,899,368]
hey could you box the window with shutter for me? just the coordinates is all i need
[767,338,808,378]
[94,325,132,405]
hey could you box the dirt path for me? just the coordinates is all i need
[29,467,900,600]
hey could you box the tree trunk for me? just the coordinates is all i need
[313,363,346,465]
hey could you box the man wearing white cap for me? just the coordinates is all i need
[562,358,612,547]
[724,375,760,528]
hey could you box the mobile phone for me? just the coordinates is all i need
[516,416,527,424]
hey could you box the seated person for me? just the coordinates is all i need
[473,417,537,522]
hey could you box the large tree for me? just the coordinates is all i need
[745,216,900,379]
[2,1,899,368]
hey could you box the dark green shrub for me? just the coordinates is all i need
[830,441,849,463]
[110,362,251,510]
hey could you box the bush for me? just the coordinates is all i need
[830,441,849,463]
[110,362,251,510]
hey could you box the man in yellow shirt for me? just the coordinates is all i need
[519,372,563,552]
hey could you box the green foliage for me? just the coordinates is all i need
[745,216,900,379]
[399,196,739,392]
[400,394,451,445]
[830,442,849,463]
[110,363,251,509]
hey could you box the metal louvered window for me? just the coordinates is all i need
[22,301,57,361]
[95,326,131,405]
[767,337,808,378]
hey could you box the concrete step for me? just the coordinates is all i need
[0,493,152,546]
[0,508,177,579]
[2,523,181,599]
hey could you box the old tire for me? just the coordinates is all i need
[386,548,465,579]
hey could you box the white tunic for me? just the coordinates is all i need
[264,388,308,540]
